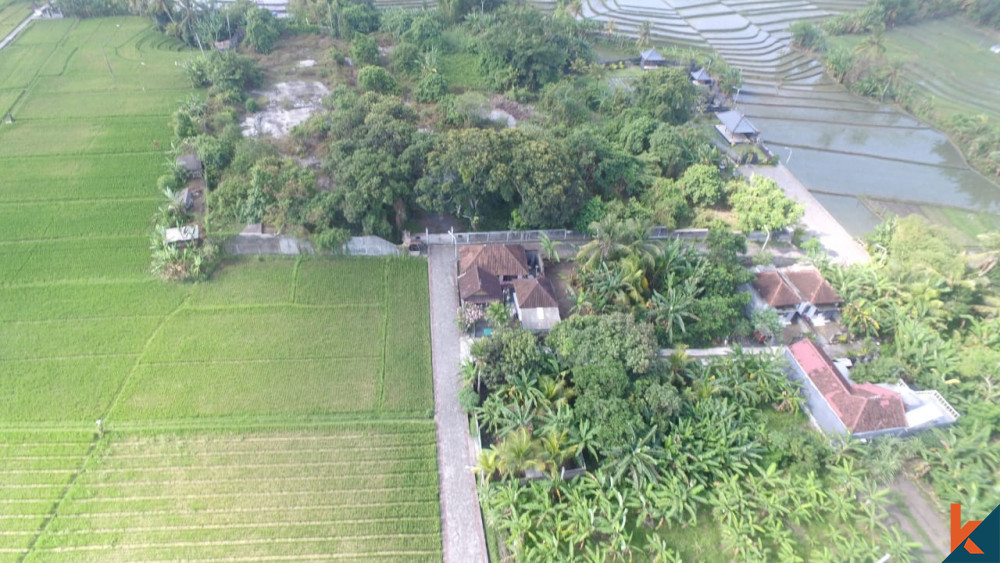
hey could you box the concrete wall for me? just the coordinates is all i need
[225,234,399,256]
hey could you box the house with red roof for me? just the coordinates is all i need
[785,339,958,439]
[749,266,842,326]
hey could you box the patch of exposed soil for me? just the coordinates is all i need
[241,81,329,138]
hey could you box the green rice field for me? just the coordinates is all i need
[0,17,439,561]
[831,17,1000,121]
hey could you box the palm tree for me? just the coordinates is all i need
[576,215,660,271]
[854,28,886,61]
[496,427,544,477]
[647,278,699,344]
[607,426,664,489]
[636,21,652,50]
[485,301,510,330]
[475,448,500,483]
[538,232,560,263]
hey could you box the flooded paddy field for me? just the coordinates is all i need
[558,0,1000,239]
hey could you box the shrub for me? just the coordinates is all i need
[414,72,448,103]
[357,66,399,94]
[789,21,826,51]
[458,386,480,414]
[351,34,379,66]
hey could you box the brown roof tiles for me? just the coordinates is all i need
[458,266,503,304]
[753,270,801,308]
[788,339,907,434]
[511,278,558,309]
[782,268,841,306]
[459,245,529,279]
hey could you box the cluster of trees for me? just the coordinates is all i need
[823,0,999,32]
[56,0,283,53]
[466,310,920,559]
[156,1,775,272]
[821,215,1000,515]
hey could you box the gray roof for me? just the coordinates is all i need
[690,68,712,82]
[717,110,758,135]
[640,49,665,63]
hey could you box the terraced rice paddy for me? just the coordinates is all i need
[553,0,1000,236]
[834,16,1000,121]
[0,17,439,561]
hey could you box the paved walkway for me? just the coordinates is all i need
[0,8,39,52]
[427,246,488,563]
[742,164,870,266]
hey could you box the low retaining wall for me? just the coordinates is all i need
[224,234,399,256]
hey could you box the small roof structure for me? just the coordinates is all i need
[752,271,800,308]
[459,245,530,279]
[164,225,199,244]
[458,266,503,304]
[511,278,558,309]
[640,48,665,64]
[783,267,841,306]
[176,154,203,177]
[690,67,712,82]
[788,339,907,435]
[511,278,560,331]
[717,110,758,136]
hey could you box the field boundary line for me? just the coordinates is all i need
[1,315,162,325]
[103,294,190,423]
[75,473,439,489]
[51,500,437,519]
[42,516,442,535]
[87,445,436,459]
[290,255,301,303]
[0,353,140,363]
[35,533,439,552]
[102,428,434,443]
[137,355,382,366]
[62,485,438,501]
[16,434,98,563]
[0,196,159,207]
[180,303,383,312]
[376,259,389,411]
[87,456,437,472]
[142,550,442,562]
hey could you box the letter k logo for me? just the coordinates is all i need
[952,504,984,555]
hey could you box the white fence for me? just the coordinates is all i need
[423,227,789,246]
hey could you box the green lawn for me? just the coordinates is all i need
[0,17,439,561]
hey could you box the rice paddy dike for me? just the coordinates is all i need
[553,0,1000,240]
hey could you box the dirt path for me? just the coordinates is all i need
[427,246,488,563]
[889,477,949,561]
[742,164,871,266]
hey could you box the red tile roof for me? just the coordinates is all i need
[511,278,558,309]
[753,271,801,308]
[459,245,529,279]
[458,266,503,303]
[783,268,841,306]
[788,339,906,434]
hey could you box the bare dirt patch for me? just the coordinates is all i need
[242,81,330,138]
